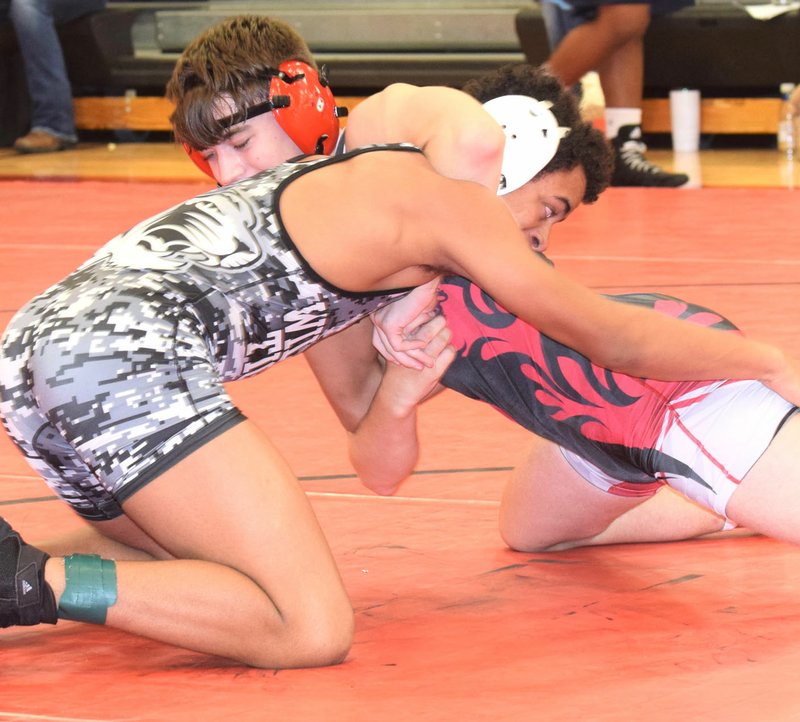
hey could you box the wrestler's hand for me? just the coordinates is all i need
[380,314,456,412]
[372,277,442,369]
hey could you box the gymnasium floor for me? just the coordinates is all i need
[1,142,800,721]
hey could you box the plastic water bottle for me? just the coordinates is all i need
[778,82,800,159]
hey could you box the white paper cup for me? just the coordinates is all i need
[673,150,703,188]
[669,88,701,153]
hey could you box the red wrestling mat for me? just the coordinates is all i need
[2,180,800,721]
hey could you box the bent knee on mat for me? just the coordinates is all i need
[248,604,355,669]
[302,613,355,667]
[499,520,576,553]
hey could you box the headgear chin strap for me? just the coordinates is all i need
[482,95,571,196]
[185,60,348,180]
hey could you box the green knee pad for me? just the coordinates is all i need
[58,554,118,625]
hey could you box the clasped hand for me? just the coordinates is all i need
[371,276,456,373]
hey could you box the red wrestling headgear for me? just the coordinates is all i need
[184,60,347,179]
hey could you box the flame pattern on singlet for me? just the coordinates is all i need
[439,275,742,490]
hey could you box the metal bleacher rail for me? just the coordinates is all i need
[64,0,799,136]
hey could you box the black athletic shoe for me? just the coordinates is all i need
[0,518,57,627]
[611,125,689,188]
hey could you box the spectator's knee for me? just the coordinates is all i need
[595,5,651,42]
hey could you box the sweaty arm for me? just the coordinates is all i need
[344,83,505,192]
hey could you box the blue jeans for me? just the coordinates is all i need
[540,0,582,50]
[539,0,584,100]
[0,0,105,140]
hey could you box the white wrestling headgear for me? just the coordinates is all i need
[483,95,571,196]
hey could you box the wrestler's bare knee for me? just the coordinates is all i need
[299,605,355,667]
[247,598,354,669]
[499,517,562,553]
[498,437,607,552]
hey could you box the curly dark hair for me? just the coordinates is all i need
[166,15,316,149]
[462,64,612,203]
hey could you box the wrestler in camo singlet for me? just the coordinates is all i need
[0,145,418,519]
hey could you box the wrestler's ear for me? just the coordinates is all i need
[270,61,347,155]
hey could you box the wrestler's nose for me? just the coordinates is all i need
[530,226,550,252]
[214,147,247,186]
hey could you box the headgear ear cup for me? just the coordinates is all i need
[482,95,571,196]
[183,142,215,179]
[271,60,344,155]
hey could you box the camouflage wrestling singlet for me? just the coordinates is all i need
[0,146,416,520]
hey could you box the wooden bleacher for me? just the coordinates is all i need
[3,0,799,140]
[72,95,784,137]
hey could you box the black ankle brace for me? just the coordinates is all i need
[0,519,58,627]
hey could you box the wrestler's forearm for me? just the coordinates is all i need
[549,295,796,395]
[597,309,796,396]
[454,236,800,402]
[348,387,420,496]
[504,274,792,389]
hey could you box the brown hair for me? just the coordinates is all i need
[166,15,316,149]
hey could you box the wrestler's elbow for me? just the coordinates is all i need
[360,470,406,497]
[350,445,408,496]
[349,431,417,496]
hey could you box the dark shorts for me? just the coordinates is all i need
[568,0,693,18]
[540,0,694,46]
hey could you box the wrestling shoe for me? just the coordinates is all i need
[611,125,689,188]
[0,518,57,626]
